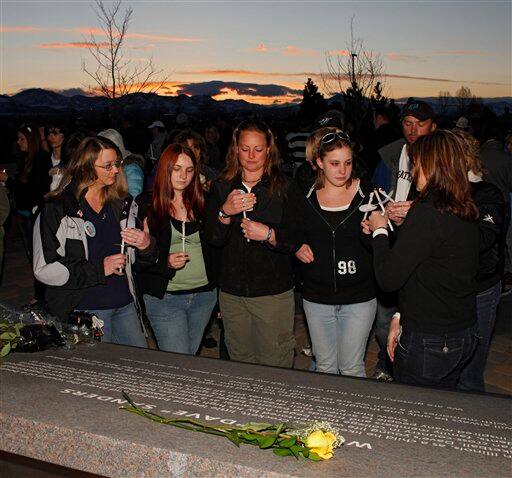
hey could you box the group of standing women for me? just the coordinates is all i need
[32,117,502,392]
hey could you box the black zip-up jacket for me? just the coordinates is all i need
[372,193,479,335]
[293,180,376,305]
[134,191,218,299]
[33,185,157,328]
[205,174,298,297]
[471,180,507,292]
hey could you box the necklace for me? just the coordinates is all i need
[242,173,263,185]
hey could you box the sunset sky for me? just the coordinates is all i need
[1,0,510,105]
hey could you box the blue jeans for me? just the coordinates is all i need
[394,326,477,389]
[303,298,377,377]
[144,289,217,355]
[458,281,502,392]
[85,301,147,348]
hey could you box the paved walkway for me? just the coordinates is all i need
[1,218,510,395]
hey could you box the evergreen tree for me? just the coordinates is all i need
[300,78,326,122]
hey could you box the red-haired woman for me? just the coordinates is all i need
[136,143,217,355]
[363,129,480,389]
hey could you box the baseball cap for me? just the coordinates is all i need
[313,110,345,131]
[148,120,165,129]
[402,101,435,121]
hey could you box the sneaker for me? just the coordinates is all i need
[301,346,313,357]
[373,370,393,382]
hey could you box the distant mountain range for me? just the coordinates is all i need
[0,88,292,117]
[1,88,511,117]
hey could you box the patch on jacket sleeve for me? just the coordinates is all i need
[482,214,495,224]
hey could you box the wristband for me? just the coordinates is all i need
[263,227,273,243]
[218,208,231,219]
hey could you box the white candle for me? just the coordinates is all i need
[363,191,374,221]
[374,189,394,232]
[182,221,186,252]
[378,188,395,203]
[119,239,125,273]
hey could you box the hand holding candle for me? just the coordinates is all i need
[373,189,394,232]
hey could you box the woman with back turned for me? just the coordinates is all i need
[363,129,479,389]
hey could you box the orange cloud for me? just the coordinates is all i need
[249,43,273,53]
[386,50,489,62]
[0,25,41,33]
[68,27,200,43]
[178,69,506,87]
[125,32,201,43]
[283,45,317,56]
[179,69,321,78]
[433,50,488,56]
[387,53,427,63]
[328,50,350,57]
[38,42,109,50]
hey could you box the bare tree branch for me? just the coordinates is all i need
[82,0,168,101]
[320,17,385,136]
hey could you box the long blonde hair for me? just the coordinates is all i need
[451,129,486,177]
[48,136,128,203]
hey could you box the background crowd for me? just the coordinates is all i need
[0,97,511,393]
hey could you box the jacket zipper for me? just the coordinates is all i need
[307,194,365,293]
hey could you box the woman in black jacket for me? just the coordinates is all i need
[205,120,298,368]
[453,129,507,392]
[294,128,376,377]
[136,143,217,355]
[10,123,51,307]
[363,129,480,389]
[33,136,156,347]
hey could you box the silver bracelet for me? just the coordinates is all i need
[264,227,273,243]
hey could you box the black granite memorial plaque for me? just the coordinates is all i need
[1,343,511,477]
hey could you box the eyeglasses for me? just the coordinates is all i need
[94,160,123,171]
[320,131,351,145]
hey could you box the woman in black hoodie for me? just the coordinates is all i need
[205,120,298,368]
[364,129,480,389]
[294,127,377,377]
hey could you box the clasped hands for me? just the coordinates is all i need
[220,189,271,241]
[361,200,412,234]
[104,218,151,277]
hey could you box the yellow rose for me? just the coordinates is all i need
[305,430,337,460]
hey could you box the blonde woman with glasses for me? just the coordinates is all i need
[33,136,157,347]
